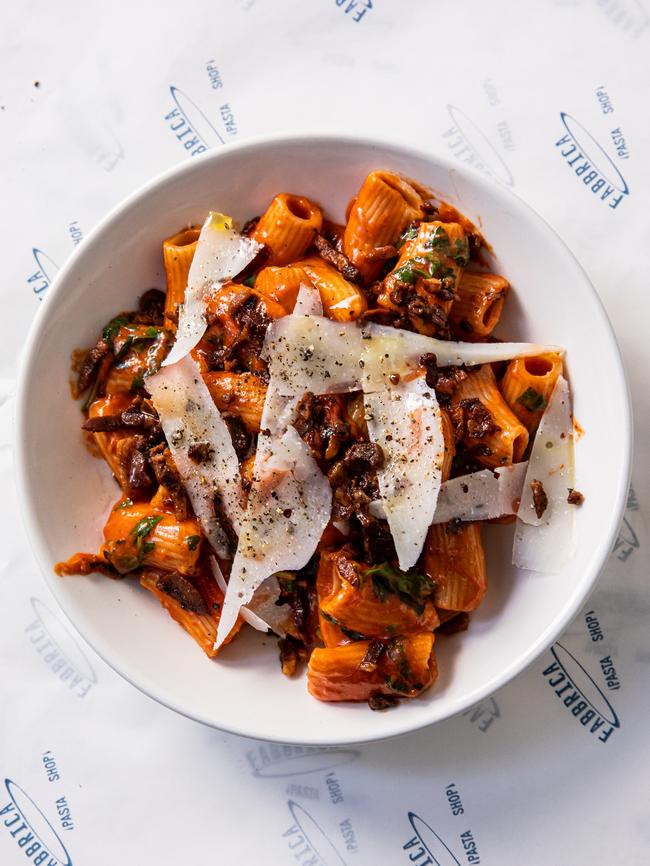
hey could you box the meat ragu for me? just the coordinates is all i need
[56,169,576,710]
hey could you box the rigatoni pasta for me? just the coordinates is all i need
[450,271,509,337]
[298,256,367,321]
[343,170,425,282]
[162,227,201,329]
[500,353,563,431]
[57,167,576,711]
[451,364,529,468]
[251,193,322,266]
[254,265,310,312]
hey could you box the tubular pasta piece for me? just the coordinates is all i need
[203,371,267,433]
[162,226,201,330]
[140,569,239,657]
[307,633,436,702]
[440,408,456,483]
[342,171,425,282]
[251,194,322,266]
[297,256,367,322]
[254,265,312,312]
[451,364,529,469]
[318,550,439,645]
[450,271,509,338]
[102,500,202,575]
[500,352,563,432]
[87,394,137,491]
[378,221,467,336]
[423,522,487,611]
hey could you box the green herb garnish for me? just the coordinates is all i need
[424,225,450,253]
[131,371,145,390]
[366,562,435,616]
[242,275,256,288]
[131,515,163,559]
[393,259,431,284]
[396,225,418,249]
[517,387,547,412]
[102,315,129,343]
[393,264,417,285]
[186,535,201,551]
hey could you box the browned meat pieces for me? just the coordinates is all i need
[531,479,548,519]
[313,233,361,283]
[154,570,209,614]
[419,353,468,406]
[77,337,110,394]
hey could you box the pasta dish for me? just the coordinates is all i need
[56,170,582,709]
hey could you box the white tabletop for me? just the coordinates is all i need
[2,2,649,863]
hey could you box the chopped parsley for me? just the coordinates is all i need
[131,515,163,558]
[242,274,256,288]
[392,264,416,285]
[517,387,547,412]
[424,225,450,253]
[366,562,435,616]
[393,259,432,284]
[131,371,145,390]
[102,315,129,343]
[396,225,418,249]
[186,535,201,551]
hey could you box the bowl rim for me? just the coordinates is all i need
[14,131,633,745]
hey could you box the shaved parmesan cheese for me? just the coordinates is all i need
[261,315,563,396]
[262,314,363,395]
[147,356,245,559]
[210,556,291,636]
[163,212,261,367]
[513,376,575,571]
[432,462,528,524]
[360,323,563,390]
[215,425,331,647]
[293,282,323,316]
[365,377,444,570]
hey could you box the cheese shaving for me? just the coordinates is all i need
[365,377,444,570]
[147,355,245,559]
[163,212,261,367]
[512,376,576,571]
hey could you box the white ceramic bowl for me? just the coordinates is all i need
[16,134,631,745]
